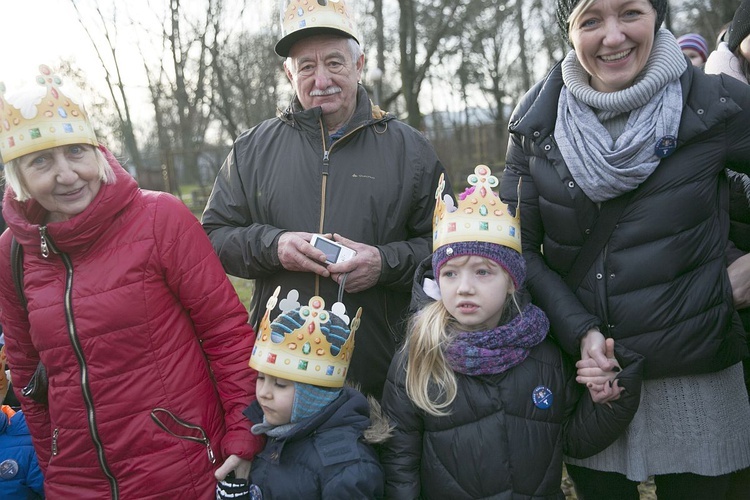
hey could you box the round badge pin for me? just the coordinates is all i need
[249,483,264,500]
[532,385,553,409]
[0,459,19,479]
[655,135,677,158]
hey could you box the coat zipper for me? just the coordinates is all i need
[40,226,120,499]
[315,119,369,297]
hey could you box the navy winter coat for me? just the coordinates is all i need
[245,386,384,499]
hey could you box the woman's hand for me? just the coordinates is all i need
[728,253,750,309]
[215,454,252,481]
[577,331,623,404]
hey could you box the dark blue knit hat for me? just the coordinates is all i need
[291,383,341,423]
[432,241,526,290]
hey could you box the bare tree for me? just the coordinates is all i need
[397,0,480,128]
[68,0,145,174]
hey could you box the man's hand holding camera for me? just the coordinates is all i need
[277,231,380,293]
[327,234,381,293]
[277,231,331,277]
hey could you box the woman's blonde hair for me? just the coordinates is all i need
[567,0,599,37]
[404,258,518,417]
[4,145,115,202]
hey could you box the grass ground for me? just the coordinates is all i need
[228,275,255,309]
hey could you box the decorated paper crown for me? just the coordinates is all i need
[433,165,521,253]
[249,287,362,388]
[275,0,359,57]
[0,65,98,163]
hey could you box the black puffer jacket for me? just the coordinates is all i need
[202,85,448,398]
[245,387,385,499]
[380,259,643,499]
[501,63,750,379]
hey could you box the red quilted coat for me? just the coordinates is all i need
[0,148,263,499]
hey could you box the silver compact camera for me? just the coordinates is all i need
[310,234,357,264]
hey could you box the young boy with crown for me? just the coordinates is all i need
[216,287,386,499]
[379,166,645,499]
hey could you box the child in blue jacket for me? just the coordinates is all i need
[0,405,44,499]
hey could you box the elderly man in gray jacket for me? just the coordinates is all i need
[202,0,448,399]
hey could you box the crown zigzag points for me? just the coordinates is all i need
[249,286,361,388]
[0,64,98,163]
[433,165,521,253]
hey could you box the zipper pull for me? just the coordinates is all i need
[52,428,59,456]
[322,150,330,176]
[205,440,215,464]
[39,226,49,258]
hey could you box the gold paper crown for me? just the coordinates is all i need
[249,287,362,388]
[433,165,521,253]
[276,0,359,56]
[0,65,98,163]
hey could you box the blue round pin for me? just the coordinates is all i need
[532,385,553,409]
[655,135,677,158]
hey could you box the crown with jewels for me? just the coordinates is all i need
[0,65,98,163]
[433,165,521,253]
[249,286,362,388]
[276,0,359,56]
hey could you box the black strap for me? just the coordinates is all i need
[10,237,26,309]
[564,191,634,291]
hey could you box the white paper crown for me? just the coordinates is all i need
[248,287,361,388]
[433,164,521,253]
[0,65,98,163]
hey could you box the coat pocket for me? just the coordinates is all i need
[150,407,216,465]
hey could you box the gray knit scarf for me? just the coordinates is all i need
[555,29,687,203]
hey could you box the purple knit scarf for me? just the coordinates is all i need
[444,303,549,376]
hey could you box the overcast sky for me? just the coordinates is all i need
[2,1,106,86]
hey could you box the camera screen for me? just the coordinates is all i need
[315,238,341,263]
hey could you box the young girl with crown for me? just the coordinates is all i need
[379,166,644,499]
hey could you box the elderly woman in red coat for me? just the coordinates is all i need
[0,65,262,499]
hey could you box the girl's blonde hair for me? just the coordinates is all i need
[404,300,458,417]
[3,145,115,202]
[404,257,517,417]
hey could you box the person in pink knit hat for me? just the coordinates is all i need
[677,33,709,66]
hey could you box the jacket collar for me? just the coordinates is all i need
[243,386,369,442]
[278,84,391,135]
[3,147,140,257]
